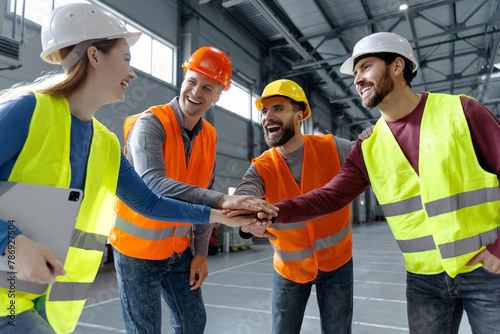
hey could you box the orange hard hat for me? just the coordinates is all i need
[182,46,232,91]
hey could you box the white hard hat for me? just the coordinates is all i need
[340,32,418,75]
[40,3,141,69]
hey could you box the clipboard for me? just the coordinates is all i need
[0,181,83,294]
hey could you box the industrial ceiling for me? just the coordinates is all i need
[215,0,500,131]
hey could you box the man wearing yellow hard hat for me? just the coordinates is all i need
[233,79,356,333]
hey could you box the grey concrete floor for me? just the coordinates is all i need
[73,222,474,334]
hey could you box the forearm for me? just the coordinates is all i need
[117,154,211,225]
[234,164,265,239]
[142,171,222,208]
[233,164,266,198]
[274,155,369,224]
[192,224,214,256]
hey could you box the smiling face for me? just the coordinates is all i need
[179,69,223,121]
[97,38,136,103]
[353,56,395,109]
[261,96,302,148]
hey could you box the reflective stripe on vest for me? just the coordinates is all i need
[255,134,352,284]
[395,227,500,259]
[270,223,351,261]
[71,229,108,251]
[314,223,352,252]
[396,235,435,253]
[50,282,93,302]
[0,273,48,295]
[439,227,499,259]
[362,93,500,278]
[380,195,422,217]
[272,244,314,261]
[111,103,216,260]
[114,216,192,241]
[270,221,307,230]
[0,92,120,334]
[426,187,500,218]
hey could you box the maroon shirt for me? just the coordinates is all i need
[275,92,500,258]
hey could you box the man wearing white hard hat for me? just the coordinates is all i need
[266,32,500,333]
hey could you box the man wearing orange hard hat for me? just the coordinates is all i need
[111,47,277,333]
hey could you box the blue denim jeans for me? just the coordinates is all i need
[0,306,54,333]
[113,247,206,334]
[406,267,500,334]
[272,258,353,334]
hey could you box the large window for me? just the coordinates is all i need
[252,94,260,124]
[9,0,175,84]
[10,0,89,26]
[125,24,174,83]
[216,81,251,119]
[216,82,263,124]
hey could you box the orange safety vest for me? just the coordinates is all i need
[253,134,352,283]
[110,104,216,260]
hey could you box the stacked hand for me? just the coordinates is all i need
[218,195,278,217]
[241,220,277,240]
[209,209,273,227]
[209,195,279,239]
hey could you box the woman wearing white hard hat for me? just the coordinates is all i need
[0,3,266,333]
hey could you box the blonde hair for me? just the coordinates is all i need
[0,39,122,101]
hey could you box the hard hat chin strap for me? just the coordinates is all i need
[61,38,105,72]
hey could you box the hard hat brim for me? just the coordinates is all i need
[340,50,418,76]
[182,64,231,91]
[40,32,142,65]
[255,95,311,121]
[339,54,359,75]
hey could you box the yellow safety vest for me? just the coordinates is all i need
[253,135,352,283]
[0,92,120,333]
[362,93,500,278]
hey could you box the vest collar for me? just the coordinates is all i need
[171,97,204,136]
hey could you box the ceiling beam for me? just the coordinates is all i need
[475,0,500,100]
[449,2,457,94]
[297,0,481,44]
[221,0,247,8]
[248,0,371,119]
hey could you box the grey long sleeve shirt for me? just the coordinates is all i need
[126,97,223,256]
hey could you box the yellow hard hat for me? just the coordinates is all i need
[255,79,311,120]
